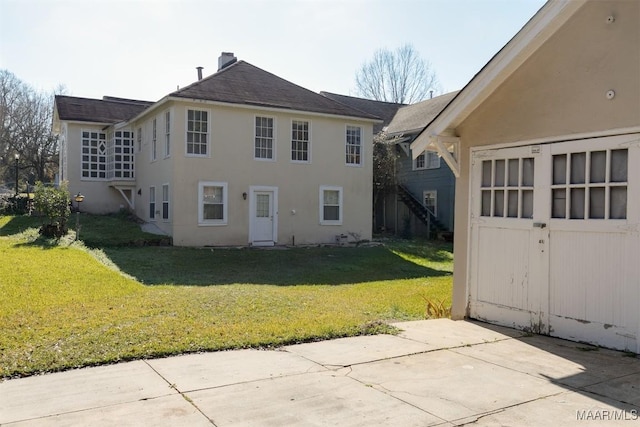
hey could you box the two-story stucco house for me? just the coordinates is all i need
[53,53,379,247]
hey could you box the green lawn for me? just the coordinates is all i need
[0,215,452,379]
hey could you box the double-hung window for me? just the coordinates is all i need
[320,186,342,225]
[165,111,171,157]
[198,181,227,225]
[187,109,209,156]
[149,186,156,220]
[346,125,362,166]
[151,118,157,161]
[255,116,274,160]
[291,120,310,162]
[162,184,169,220]
[414,151,440,170]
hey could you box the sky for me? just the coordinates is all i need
[0,0,546,103]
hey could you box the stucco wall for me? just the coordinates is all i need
[64,123,130,214]
[138,101,373,246]
[450,0,640,319]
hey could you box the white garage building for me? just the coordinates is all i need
[412,0,640,352]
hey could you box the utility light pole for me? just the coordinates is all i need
[14,153,19,197]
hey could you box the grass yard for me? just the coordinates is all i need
[0,214,452,379]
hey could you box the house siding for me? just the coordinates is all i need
[396,151,455,233]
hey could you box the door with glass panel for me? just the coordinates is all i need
[547,135,637,351]
[469,144,549,333]
[251,190,276,246]
[470,134,638,351]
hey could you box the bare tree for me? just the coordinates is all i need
[0,70,62,189]
[355,44,439,104]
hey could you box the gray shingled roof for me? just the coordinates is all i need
[319,92,403,133]
[55,96,153,123]
[171,61,380,120]
[385,91,459,136]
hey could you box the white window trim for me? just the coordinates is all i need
[198,181,228,226]
[319,185,343,225]
[290,118,311,164]
[345,124,363,167]
[164,109,171,159]
[151,117,157,162]
[185,108,211,158]
[149,186,156,221]
[423,190,437,217]
[80,128,107,181]
[162,183,170,221]
[253,115,276,162]
[413,150,441,170]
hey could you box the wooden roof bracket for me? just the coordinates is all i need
[430,135,460,178]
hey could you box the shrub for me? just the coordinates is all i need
[33,182,70,238]
[0,195,30,215]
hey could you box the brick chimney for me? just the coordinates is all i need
[218,52,237,71]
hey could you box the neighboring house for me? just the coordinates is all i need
[384,92,458,239]
[412,0,640,352]
[53,53,380,247]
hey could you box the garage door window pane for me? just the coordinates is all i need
[494,160,505,187]
[507,190,518,217]
[570,188,585,219]
[552,189,566,218]
[590,151,606,183]
[610,187,627,219]
[522,190,533,219]
[610,149,628,182]
[553,155,566,185]
[522,158,534,187]
[494,190,504,217]
[589,187,605,219]
[482,161,492,187]
[481,191,491,216]
[570,152,586,184]
[508,159,519,187]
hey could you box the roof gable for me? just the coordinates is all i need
[412,0,587,157]
[171,61,380,120]
[385,91,459,136]
[55,95,153,123]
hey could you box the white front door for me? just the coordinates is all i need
[470,134,639,352]
[249,187,277,246]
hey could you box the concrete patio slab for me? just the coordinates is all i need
[189,369,448,427]
[6,394,210,427]
[1,319,638,426]
[285,334,433,367]
[0,360,173,425]
[456,390,640,426]
[391,318,526,349]
[347,348,564,422]
[452,335,640,389]
[147,349,324,392]
[583,372,640,407]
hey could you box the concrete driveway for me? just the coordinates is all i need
[1,319,639,426]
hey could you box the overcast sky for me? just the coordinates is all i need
[0,0,546,102]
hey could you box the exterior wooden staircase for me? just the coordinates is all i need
[397,184,451,240]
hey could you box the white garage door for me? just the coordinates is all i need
[469,133,640,352]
